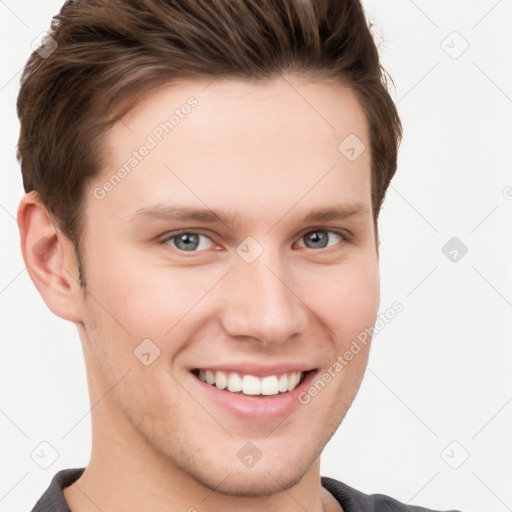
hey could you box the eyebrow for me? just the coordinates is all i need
[125,202,370,230]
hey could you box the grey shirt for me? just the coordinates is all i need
[30,468,462,512]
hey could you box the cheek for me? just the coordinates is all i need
[304,255,380,344]
[85,247,210,336]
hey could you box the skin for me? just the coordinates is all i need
[18,74,380,512]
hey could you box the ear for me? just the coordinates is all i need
[17,191,84,324]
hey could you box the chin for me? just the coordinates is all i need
[190,461,310,498]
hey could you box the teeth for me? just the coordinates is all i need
[261,376,278,396]
[215,370,227,390]
[205,370,215,385]
[227,372,242,392]
[243,375,260,395]
[197,369,304,396]
[287,372,299,391]
[278,374,288,393]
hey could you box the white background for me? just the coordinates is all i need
[1,1,511,511]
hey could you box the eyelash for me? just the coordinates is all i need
[159,228,350,254]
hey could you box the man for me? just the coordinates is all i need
[16,0,462,510]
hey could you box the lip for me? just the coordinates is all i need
[188,368,318,421]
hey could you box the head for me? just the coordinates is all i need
[17,0,401,499]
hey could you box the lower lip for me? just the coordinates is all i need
[189,370,318,421]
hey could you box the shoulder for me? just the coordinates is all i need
[30,468,84,512]
[321,476,464,512]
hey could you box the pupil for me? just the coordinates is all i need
[176,233,199,251]
[306,231,327,249]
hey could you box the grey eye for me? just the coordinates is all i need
[166,232,215,252]
[300,230,343,249]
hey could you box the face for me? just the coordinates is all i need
[77,74,379,496]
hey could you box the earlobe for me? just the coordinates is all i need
[17,192,83,324]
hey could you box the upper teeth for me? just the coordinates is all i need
[198,369,304,396]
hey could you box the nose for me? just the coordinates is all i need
[218,248,309,346]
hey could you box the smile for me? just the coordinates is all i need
[191,369,308,396]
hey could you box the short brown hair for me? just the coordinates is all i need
[17,0,402,287]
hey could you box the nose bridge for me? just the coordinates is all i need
[220,245,308,344]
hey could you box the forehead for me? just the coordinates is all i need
[93,75,372,226]
[110,74,369,149]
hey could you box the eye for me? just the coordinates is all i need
[161,231,216,252]
[159,228,348,254]
[296,229,345,250]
